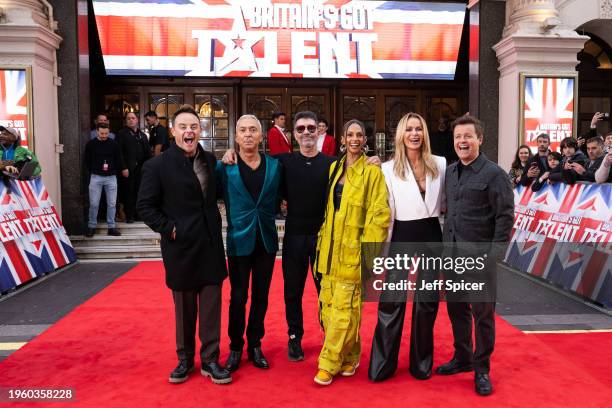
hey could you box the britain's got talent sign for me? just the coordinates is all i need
[519,74,578,153]
[0,68,32,149]
[0,178,77,293]
[92,0,465,79]
[505,183,611,308]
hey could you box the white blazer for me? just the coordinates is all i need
[381,155,446,240]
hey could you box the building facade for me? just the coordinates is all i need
[0,0,610,234]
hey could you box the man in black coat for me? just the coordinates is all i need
[520,133,551,186]
[145,110,170,156]
[116,112,151,223]
[136,106,231,385]
[437,115,514,396]
[571,137,604,182]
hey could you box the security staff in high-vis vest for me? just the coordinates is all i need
[314,119,390,386]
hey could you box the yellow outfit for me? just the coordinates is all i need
[315,154,390,375]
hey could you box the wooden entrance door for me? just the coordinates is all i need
[242,87,330,153]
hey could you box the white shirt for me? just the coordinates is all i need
[274,125,289,145]
[317,134,326,152]
[381,156,447,240]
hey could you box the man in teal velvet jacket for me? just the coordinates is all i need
[216,114,281,373]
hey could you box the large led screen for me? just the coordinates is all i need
[93,0,466,79]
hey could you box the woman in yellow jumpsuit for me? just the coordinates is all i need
[314,119,390,385]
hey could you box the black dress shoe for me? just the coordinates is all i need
[168,360,194,384]
[126,218,135,224]
[435,358,473,375]
[409,368,432,380]
[225,350,242,372]
[248,347,269,369]
[475,373,493,396]
[107,228,122,236]
[201,361,232,384]
[288,336,304,362]
[85,228,95,238]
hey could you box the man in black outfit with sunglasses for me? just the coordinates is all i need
[223,111,380,363]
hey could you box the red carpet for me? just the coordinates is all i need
[0,261,610,407]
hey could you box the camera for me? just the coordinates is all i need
[605,113,610,118]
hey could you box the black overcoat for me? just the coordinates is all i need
[136,144,227,291]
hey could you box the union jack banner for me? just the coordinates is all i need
[92,0,465,79]
[505,183,612,308]
[0,178,76,293]
[0,69,30,148]
[522,76,575,153]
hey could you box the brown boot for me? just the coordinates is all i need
[116,203,126,222]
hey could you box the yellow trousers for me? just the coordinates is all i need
[317,276,362,375]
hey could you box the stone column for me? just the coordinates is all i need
[0,0,62,211]
[49,0,91,235]
[468,0,506,162]
[493,0,588,170]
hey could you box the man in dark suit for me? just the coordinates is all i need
[437,115,514,396]
[116,112,151,223]
[136,106,231,385]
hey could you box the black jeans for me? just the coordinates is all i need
[227,234,276,351]
[172,284,222,363]
[446,301,496,374]
[282,233,321,339]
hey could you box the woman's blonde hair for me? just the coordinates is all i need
[392,112,439,180]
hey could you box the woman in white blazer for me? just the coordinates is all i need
[369,112,446,382]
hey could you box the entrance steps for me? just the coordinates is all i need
[70,220,286,261]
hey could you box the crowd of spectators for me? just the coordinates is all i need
[510,112,612,191]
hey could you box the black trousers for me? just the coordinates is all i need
[120,164,142,221]
[172,284,222,363]
[369,217,442,381]
[282,233,321,339]
[446,301,495,374]
[227,234,276,351]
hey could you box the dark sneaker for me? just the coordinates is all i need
[85,228,95,238]
[201,361,232,384]
[107,228,122,236]
[168,360,194,384]
[288,336,304,362]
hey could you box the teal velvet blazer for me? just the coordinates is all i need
[217,155,281,256]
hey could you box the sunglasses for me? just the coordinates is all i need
[295,125,317,134]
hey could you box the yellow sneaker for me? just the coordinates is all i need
[314,369,333,385]
[340,362,359,377]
